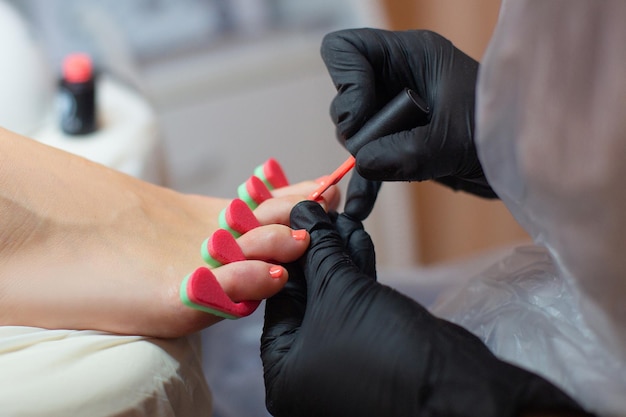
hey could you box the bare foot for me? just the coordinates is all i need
[0,128,339,337]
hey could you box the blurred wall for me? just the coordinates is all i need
[380,0,531,265]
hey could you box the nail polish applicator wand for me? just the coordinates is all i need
[308,88,430,200]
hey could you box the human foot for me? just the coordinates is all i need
[0,128,339,337]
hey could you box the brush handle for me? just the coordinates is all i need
[346,88,429,155]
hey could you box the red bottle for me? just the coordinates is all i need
[58,53,96,135]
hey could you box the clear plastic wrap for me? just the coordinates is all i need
[476,0,626,358]
[432,246,626,416]
[437,1,626,415]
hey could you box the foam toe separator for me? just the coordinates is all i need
[254,158,289,190]
[237,181,257,210]
[238,175,272,209]
[225,198,261,235]
[181,267,260,319]
[202,228,246,266]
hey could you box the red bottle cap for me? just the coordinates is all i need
[63,53,93,83]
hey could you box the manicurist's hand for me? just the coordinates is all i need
[261,201,591,417]
[321,28,497,219]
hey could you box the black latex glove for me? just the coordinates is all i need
[261,201,591,417]
[343,169,382,221]
[321,28,497,219]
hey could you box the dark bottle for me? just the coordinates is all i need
[58,53,97,135]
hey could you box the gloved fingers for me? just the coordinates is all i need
[343,170,381,221]
[290,201,365,298]
[261,263,306,374]
[321,30,378,141]
[321,28,420,94]
[355,127,457,182]
[334,213,377,279]
[321,28,413,141]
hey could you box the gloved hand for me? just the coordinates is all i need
[321,28,497,219]
[261,201,591,417]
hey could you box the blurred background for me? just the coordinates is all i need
[1,0,527,270]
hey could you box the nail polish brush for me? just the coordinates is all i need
[308,88,430,200]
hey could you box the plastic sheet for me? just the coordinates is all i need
[476,0,626,358]
[461,1,626,414]
[432,246,626,416]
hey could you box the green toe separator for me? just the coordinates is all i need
[201,207,243,271]
[254,164,274,190]
[218,208,241,238]
[237,182,258,210]
[179,275,238,320]
[201,237,222,268]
